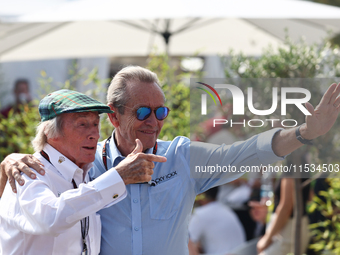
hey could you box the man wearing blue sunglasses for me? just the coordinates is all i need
[2,66,340,255]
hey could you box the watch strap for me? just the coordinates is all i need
[295,126,313,145]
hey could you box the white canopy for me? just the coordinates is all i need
[11,0,340,21]
[0,0,339,61]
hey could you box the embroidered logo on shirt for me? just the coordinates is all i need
[58,156,65,164]
[149,171,178,186]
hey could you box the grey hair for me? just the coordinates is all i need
[32,115,63,152]
[107,66,164,114]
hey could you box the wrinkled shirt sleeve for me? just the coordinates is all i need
[189,128,284,194]
[0,167,126,236]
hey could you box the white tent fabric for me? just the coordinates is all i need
[0,19,284,61]
[12,0,340,21]
[0,0,340,61]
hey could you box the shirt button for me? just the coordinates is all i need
[133,199,138,203]
[134,227,139,231]
[113,194,119,199]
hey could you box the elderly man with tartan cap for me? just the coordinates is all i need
[0,89,166,255]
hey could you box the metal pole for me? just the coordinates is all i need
[161,29,171,85]
[294,177,303,255]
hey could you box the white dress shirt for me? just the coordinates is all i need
[0,143,127,255]
[189,201,246,254]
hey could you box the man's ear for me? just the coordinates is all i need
[107,104,119,128]
[45,130,60,145]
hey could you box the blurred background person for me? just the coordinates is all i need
[218,176,263,241]
[188,186,246,255]
[249,200,267,239]
[1,79,32,118]
[256,172,310,255]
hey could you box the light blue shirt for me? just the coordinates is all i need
[90,128,283,255]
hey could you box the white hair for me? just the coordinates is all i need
[32,115,63,152]
[107,66,164,114]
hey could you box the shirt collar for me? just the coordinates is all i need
[43,143,93,183]
[110,131,123,158]
[110,130,154,160]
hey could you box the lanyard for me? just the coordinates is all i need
[40,151,90,255]
[72,180,90,255]
[102,136,158,171]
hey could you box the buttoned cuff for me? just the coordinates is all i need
[257,128,285,164]
[90,168,127,206]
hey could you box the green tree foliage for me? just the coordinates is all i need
[309,178,340,254]
[146,53,192,140]
[224,37,340,79]
[0,104,39,161]
[311,0,340,7]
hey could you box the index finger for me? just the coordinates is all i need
[319,83,338,105]
[142,154,167,163]
[22,155,45,175]
[329,83,340,104]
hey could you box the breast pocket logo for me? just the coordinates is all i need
[150,171,178,186]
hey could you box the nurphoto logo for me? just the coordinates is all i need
[196,81,312,128]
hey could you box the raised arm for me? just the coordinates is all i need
[272,83,340,157]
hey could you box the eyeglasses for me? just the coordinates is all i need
[122,105,170,121]
[136,106,170,121]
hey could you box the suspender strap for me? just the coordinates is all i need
[71,179,77,189]
[102,136,111,171]
[40,150,51,164]
[153,142,158,155]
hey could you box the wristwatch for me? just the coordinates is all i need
[295,125,313,145]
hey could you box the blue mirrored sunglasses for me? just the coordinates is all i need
[136,106,170,121]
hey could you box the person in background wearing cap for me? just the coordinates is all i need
[0,89,166,255]
[1,66,340,255]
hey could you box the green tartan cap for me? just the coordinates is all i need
[39,89,113,121]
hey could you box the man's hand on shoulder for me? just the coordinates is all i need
[0,153,45,196]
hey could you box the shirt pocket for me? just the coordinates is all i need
[149,176,182,220]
